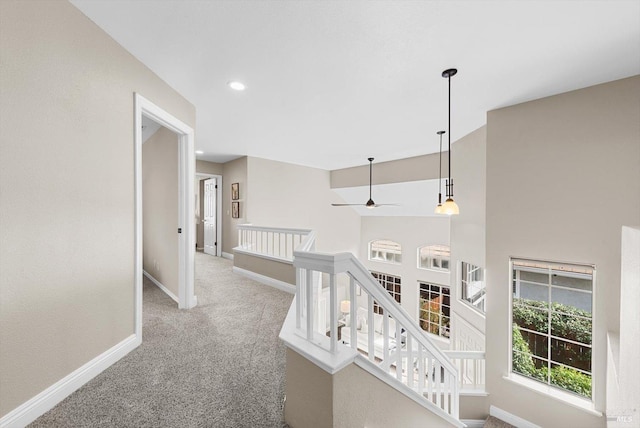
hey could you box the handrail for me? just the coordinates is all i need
[291,245,461,423]
[236,224,312,262]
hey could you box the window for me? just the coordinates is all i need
[418,245,450,271]
[419,282,450,339]
[369,240,402,264]
[460,262,485,313]
[370,271,401,314]
[511,258,594,399]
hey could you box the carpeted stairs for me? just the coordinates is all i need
[484,415,517,428]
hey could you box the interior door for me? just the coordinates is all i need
[203,178,217,256]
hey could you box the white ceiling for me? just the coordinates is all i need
[71,0,640,170]
[141,115,162,143]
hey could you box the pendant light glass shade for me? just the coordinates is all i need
[442,197,459,215]
[434,203,444,214]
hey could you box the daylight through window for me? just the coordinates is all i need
[460,262,485,313]
[370,271,401,315]
[511,258,594,399]
[419,282,450,339]
[369,240,402,264]
[418,245,450,271]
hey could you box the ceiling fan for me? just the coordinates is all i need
[332,157,398,209]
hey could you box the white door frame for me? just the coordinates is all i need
[196,173,223,256]
[134,93,196,341]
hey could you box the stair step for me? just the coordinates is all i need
[484,416,516,428]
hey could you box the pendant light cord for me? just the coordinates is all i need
[437,131,444,203]
[446,72,453,198]
[368,157,373,200]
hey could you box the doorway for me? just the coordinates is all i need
[134,93,196,342]
[196,174,223,257]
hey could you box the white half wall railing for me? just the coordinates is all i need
[444,350,486,394]
[279,230,464,427]
[236,224,312,262]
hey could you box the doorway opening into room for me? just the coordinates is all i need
[134,93,196,343]
[195,173,223,257]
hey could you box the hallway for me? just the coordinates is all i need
[30,253,293,427]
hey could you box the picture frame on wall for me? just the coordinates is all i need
[231,183,239,200]
[232,201,240,219]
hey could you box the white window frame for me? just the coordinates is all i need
[418,282,450,340]
[508,257,596,408]
[368,239,402,265]
[417,244,450,272]
[459,261,485,314]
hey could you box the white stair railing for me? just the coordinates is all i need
[291,232,462,426]
[236,224,312,262]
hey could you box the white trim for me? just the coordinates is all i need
[502,374,602,417]
[222,251,234,260]
[232,266,295,294]
[460,420,486,428]
[135,93,196,335]
[196,173,223,257]
[0,335,138,428]
[143,270,179,304]
[490,405,542,428]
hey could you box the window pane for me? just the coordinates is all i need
[549,363,591,398]
[551,338,592,372]
[551,287,592,313]
[418,245,450,271]
[519,270,549,284]
[519,329,548,358]
[518,281,549,303]
[513,301,548,334]
[550,311,592,345]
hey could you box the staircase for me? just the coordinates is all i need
[234,225,488,426]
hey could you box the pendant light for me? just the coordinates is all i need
[441,68,460,216]
[434,130,446,214]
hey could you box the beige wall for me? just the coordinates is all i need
[196,159,223,176]
[285,348,456,428]
[0,0,195,417]
[485,76,640,427]
[246,157,361,254]
[331,151,448,189]
[234,253,296,285]
[285,348,333,428]
[221,157,248,254]
[333,363,455,428]
[360,216,450,337]
[449,126,487,336]
[143,127,179,298]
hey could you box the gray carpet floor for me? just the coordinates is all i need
[30,252,293,427]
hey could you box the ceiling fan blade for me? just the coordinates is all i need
[331,203,365,207]
[374,203,400,207]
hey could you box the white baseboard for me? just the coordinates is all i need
[143,270,179,304]
[0,334,139,428]
[221,251,234,260]
[460,420,485,428]
[232,266,295,294]
[490,405,541,428]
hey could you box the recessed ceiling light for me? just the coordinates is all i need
[195,150,204,155]
[227,81,246,91]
